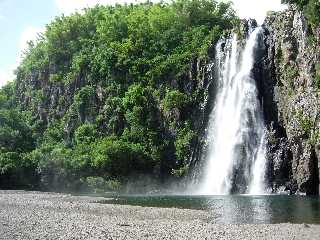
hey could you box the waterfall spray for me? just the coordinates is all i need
[199,27,266,195]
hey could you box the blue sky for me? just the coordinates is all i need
[0,0,58,86]
[0,0,286,87]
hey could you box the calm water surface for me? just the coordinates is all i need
[99,195,320,224]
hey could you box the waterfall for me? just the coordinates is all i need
[199,27,266,195]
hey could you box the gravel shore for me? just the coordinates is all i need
[0,190,319,239]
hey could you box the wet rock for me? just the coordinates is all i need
[262,7,320,195]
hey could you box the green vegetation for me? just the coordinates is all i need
[315,63,320,89]
[304,0,320,27]
[282,0,320,27]
[0,0,237,192]
[310,128,320,145]
[81,176,121,193]
[296,110,319,146]
[306,34,317,46]
[0,83,37,189]
[284,65,299,90]
[297,110,313,136]
[282,0,310,9]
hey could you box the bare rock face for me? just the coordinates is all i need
[261,6,320,195]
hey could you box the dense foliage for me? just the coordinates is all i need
[0,0,237,191]
[282,0,320,27]
[0,83,37,189]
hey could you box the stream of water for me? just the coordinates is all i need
[199,27,267,195]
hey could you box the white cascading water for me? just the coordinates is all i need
[199,27,267,195]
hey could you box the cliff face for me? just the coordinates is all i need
[259,6,320,194]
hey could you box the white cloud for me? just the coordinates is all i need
[230,0,287,24]
[19,26,44,56]
[0,26,43,88]
[0,66,14,87]
[16,26,44,71]
[0,69,10,87]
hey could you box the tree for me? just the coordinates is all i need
[2,0,238,191]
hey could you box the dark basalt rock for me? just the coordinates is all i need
[260,6,320,195]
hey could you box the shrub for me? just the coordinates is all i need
[74,123,98,144]
[175,125,195,162]
[309,129,320,145]
[284,65,299,89]
[297,110,313,137]
[0,151,38,189]
[91,137,154,177]
[81,176,121,193]
[315,63,320,89]
[282,0,320,27]
[172,165,189,178]
[33,144,76,191]
[163,90,190,112]
[304,0,320,27]
[281,0,309,10]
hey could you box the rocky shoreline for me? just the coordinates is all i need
[0,191,319,239]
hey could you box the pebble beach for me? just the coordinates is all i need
[0,190,319,240]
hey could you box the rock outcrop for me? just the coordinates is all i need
[259,6,320,195]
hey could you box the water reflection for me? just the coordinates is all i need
[206,195,320,224]
[100,194,320,224]
[206,196,271,224]
[266,195,320,223]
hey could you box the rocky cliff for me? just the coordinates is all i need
[257,6,320,195]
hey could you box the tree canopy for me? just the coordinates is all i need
[1,0,237,191]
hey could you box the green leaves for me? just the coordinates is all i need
[281,0,309,10]
[175,125,196,162]
[2,0,238,191]
[315,63,320,89]
[0,152,21,174]
[281,0,320,27]
[0,87,37,188]
[163,90,190,113]
[0,109,35,153]
[304,0,320,27]
[91,137,152,177]
[74,123,98,144]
